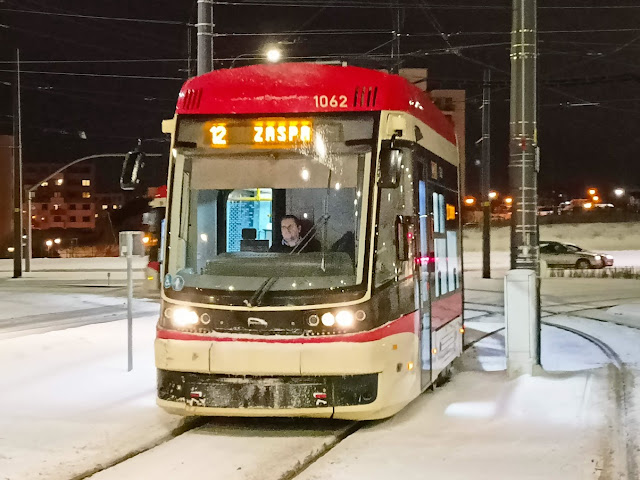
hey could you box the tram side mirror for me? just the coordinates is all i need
[395,215,413,261]
[379,146,403,188]
[120,150,145,191]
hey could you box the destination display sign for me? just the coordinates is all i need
[205,118,313,148]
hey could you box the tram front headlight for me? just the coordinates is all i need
[171,307,199,327]
[321,312,335,327]
[336,310,354,327]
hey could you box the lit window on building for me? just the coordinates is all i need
[82,192,91,199]
[82,179,91,186]
[54,204,59,210]
[56,179,64,186]
[102,204,108,210]
[31,215,36,219]
[112,205,118,210]
[41,181,48,187]
[94,214,99,218]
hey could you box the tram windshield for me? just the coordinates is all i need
[164,114,375,305]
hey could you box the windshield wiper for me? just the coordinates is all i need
[243,215,331,307]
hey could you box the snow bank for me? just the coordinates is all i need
[463,221,640,252]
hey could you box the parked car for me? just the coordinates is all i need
[540,241,614,269]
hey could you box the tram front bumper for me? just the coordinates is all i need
[154,336,397,376]
[154,333,419,417]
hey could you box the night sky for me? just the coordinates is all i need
[1,0,639,199]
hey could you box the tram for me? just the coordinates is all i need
[124,63,463,420]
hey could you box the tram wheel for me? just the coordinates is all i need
[434,365,454,387]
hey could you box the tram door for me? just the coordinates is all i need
[415,159,433,388]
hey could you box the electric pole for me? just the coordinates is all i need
[13,49,23,279]
[197,0,214,75]
[391,1,401,74]
[481,69,491,279]
[505,0,540,376]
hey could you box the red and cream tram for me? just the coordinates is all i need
[135,63,463,420]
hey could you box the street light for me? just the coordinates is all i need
[230,46,283,68]
[488,191,498,200]
[587,188,597,196]
[266,48,282,63]
[464,196,476,206]
[504,197,513,205]
[592,195,600,202]
[54,238,61,245]
[614,188,625,197]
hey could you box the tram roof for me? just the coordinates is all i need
[175,63,456,145]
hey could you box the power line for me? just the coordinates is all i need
[0,58,188,65]
[0,70,183,80]
[208,1,640,10]
[0,8,189,26]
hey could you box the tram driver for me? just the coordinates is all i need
[269,215,321,253]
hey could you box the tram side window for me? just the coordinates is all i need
[431,190,460,296]
[375,156,413,287]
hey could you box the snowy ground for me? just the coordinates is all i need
[463,221,640,252]
[1,257,639,479]
[1,278,639,479]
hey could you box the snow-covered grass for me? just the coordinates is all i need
[0,316,185,480]
[463,221,640,252]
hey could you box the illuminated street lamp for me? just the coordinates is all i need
[504,197,513,205]
[614,188,625,197]
[488,191,498,200]
[464,196,476,206]
[587,188,597,196]
[266,47,282,63]
[54,238,61,245]
[592,195,600,202]
[230,47,283,68]
[583,202,593,210]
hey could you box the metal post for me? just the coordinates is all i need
[481,69,491,279]
[506,0,540,374]
[12,49,22,279]
[126,232,134,372]
[391,1,401,74]
[197,0,214,75]
[26,191,32,271]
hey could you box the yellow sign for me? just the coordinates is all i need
[446,204,456,220]
[207,118,313,148]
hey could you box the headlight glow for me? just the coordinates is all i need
[594,255,601,261]
[321,312,335,327]
[172,307,199,327]
[336,310,354,327]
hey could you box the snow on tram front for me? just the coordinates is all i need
[145,64,463,420]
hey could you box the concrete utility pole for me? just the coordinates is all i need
[197,0,214,75]
[13,49,23,279]
[391,1,401,74]
[505,0,540,376]
[481,69,491,279]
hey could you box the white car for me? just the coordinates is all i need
[540,241,614,269]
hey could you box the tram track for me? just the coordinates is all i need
[464,300,639,480]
